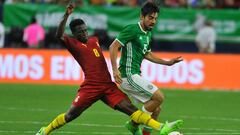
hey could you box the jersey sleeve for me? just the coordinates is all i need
[116,25,136,46]
[62,34,78,52]
[92,36,100,47]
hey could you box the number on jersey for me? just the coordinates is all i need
[93,49,100,57]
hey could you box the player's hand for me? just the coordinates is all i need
[113,69,122,84]
[169,56,183,66]
[66,2,75,15]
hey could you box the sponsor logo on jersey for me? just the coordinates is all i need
[147,84,153,90]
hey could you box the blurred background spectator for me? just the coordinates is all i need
[5,26,26,48]
[193,13,206,32]
[1,0,240,8]
[195,20,216,53]
[23,16,45,48]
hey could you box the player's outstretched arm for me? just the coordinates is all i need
[56,2,75,41]
[109,40,122,84]
[145,52,183,66]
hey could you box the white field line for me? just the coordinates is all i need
[0,130,240,135]
[0,106,122,115]
[0,120,123,128]
[1,106,240,122]
[183,127,240,132]
[180,115,240,122]
[0,120,240,133]
[184,133,240,135]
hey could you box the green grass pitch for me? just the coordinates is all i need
[0,84,240,135]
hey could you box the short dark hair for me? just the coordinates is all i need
[69,19,85,32]
[31,17,37,24]
[204,20,212,26]
[141,2,159,16]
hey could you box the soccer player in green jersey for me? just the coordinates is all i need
[109,2,183,135]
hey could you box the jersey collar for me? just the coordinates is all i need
[138,22,147,34]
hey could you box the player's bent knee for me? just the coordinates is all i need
[154,106,161,115]
[152,90,164,104]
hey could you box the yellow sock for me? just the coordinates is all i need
[44,113,66,135]
[130,110,162,130]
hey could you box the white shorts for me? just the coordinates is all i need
[120,74,158,103]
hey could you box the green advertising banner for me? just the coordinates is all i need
[4,3,240,43]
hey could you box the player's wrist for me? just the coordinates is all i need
[168,60,174,65]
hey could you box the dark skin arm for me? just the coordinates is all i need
[56,2,75,42]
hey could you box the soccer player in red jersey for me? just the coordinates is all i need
[36,2,182,135]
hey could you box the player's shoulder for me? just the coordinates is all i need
[88,36,101,47]
[123,23,139,30]
[88,36,99,42]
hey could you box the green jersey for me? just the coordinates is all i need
[116,22,152,78]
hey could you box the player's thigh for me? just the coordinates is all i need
[120,74,158,103]
[71,87,102,111]
[101,82,130,109]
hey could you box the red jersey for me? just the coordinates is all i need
[63,35,112,83]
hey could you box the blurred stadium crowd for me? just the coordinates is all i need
[1,0,240,8]
[0,0,240,53]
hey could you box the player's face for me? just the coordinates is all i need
[73,24,88,43]
[142,12,158,31]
